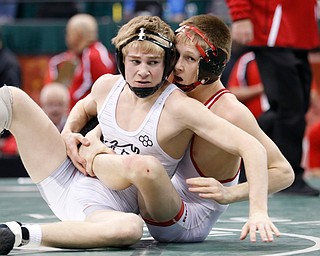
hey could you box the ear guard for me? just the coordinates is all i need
[198,47,227,84]
[176,25,227,85]
[116,28,177,82]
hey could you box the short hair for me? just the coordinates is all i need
[112,16,175,56]
[179,14,232,61]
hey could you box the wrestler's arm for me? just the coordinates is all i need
[222,123,294,203]
[61,94,97,173]
[77,124,114,176]
[172,95,277,242]
[187,102,294,204]
[61,74,115,173]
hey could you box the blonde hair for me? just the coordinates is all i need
[112,16,175,58]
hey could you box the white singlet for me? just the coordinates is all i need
[37,158,139,221]
[98,77,181,178]
[37,77,181,221]
[146,88,240,242]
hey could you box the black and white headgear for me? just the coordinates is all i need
[116,27,177,98]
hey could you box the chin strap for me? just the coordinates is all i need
[173,81,201,92]
[127,79,166,98]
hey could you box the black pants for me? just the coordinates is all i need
[252,47,311,183]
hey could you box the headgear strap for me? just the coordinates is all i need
[175,25,217,59]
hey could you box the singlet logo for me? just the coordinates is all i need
[104,134,153,155]
[139,135,153,147]
[105,139,140,155]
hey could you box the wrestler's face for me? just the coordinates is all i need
[173,40,199,86]
[124,46,164,89]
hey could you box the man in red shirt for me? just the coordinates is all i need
[226,0,320,196]
[45,13,116,108]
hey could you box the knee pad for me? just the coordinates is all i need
[0,86,13,131]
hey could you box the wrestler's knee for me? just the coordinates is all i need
[0,86,13,131]
[128,155,165,181]
[0,86,35,131]
[101,213,143,246]
[118,213,144,245]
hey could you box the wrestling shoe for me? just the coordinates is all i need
[0,221,22,255]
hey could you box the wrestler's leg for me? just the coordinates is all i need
[1,210,143,254]
[93,154,182,222]
[0,86,66,183]
[39,210,143,248]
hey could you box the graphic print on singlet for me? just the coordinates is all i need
[105,138,141,155]
[105,134,154,155]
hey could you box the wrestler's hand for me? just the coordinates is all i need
[79,129,115,176]
[61,130,90,174]
[186,177,232,205]
[240,213,280,243]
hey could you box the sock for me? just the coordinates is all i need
[21,224,42,248]
[0,86,13,131]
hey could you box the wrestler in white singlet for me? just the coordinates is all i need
[146,89,240,242]
[37,77,181,221]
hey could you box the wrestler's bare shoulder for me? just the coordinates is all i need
[91,74,122,95]
[93,74,122,88]
[165,89,204,116]
[213,92,255,127]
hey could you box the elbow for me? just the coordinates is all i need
[285,165,295,188]
[279,161,295,189]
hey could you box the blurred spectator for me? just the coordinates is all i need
[227,51,269,119]
[226,0,320,196]
[45,13,116,108]
[304,76,320,177]
[40,82,70,132]
[45,51,77,92]
[0,33,21,88]
[0,0,18,24]
[0,134,17,156]
[305,112,320,177]
[0,28,21,155]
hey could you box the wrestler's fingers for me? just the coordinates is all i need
[271,223,281,237]
[77,134,90,146]
[257,224,269,242]
[86,165,95,177]
[240,223,250,241]
[186,177,217,186]
[263,225,274,242]
[247,224,258,243]
[73,159,88,176]
[85,155,95,176]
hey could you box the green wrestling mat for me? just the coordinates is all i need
[1,178,320,256]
